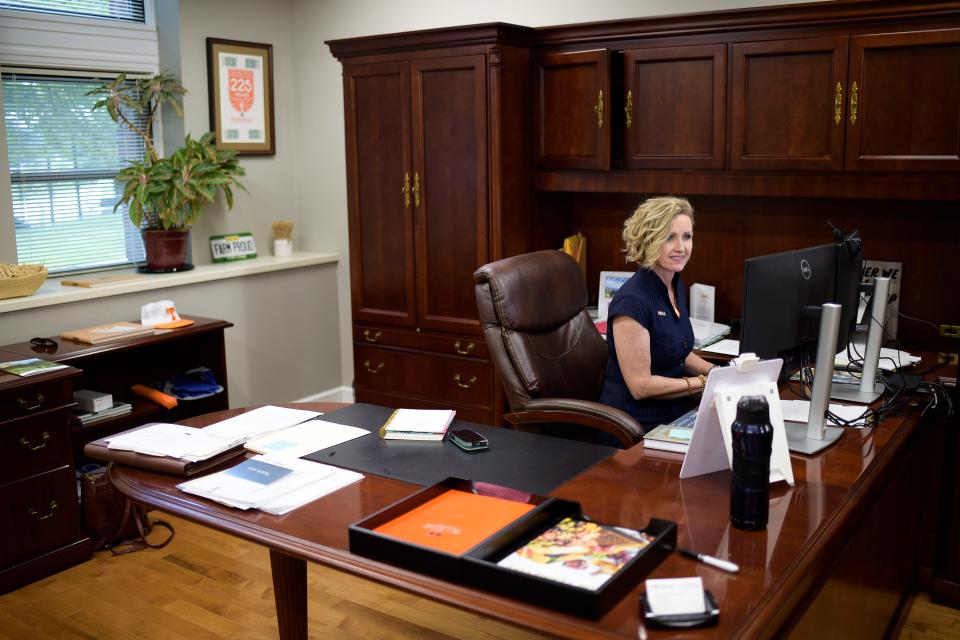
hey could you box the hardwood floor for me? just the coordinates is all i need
[1,512,957,639]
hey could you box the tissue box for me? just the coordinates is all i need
[73,389,113,413]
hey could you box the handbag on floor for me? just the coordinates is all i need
[80,466,175,554]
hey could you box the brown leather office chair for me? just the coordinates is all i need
[473,250,643,448]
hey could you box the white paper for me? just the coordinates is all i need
[700,338,740,356]
[690,318,731,348]
[781,399,868,427]
[835,345,920,372]
[382,408,455,435]
[106,423,242,460]
[245,419,369,458]
[204,405,321,440]
[689,283,715,322]
[645,577,705,616]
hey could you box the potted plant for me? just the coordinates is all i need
[88,71,247,271]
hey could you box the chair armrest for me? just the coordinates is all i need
[504,398,644,448]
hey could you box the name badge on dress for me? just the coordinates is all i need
[657,310,667,316]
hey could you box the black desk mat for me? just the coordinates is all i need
[303,403,614,495]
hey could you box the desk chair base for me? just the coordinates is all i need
[785,423,844,455]
[830,381,884,404]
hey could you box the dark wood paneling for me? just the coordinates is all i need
[536,49,611,170]
[623,44,726,169]
[412,55,488,335]
[343,62,417,327]
[847,28,960,172]
[731,37,849,171]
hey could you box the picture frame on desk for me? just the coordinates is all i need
[206,38,275,155]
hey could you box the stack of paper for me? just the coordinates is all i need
[690,318,731,349]
[378,408,456,441]
[105,423,245,462]
[177,455,363,515]
[835,346,921,372]
[203,405,321,440]
[73,401,133,425]
[245,419,369,458]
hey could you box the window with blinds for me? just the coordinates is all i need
[0,0,145,23]
[3,73,148,272]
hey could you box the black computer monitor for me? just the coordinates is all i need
[740,241,861,377]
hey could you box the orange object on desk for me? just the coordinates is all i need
[131,384,178,409]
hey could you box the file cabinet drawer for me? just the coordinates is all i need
[0,378,74,422]
[354,345,492,406]
[0,467,83,568]
[0,411,73,483]
[354,324,488,359]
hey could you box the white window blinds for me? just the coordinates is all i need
[0,0,145,22]
[4,73,148,272]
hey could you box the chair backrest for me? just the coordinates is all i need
[474,250,609,412]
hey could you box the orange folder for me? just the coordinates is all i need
[374,489,535,555]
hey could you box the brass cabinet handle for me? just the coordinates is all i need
[834,82,843,126]
[17,393,45,411]
[364,360,384,374]
[454,374,477,389]
[624,90,633,128]
[594,89,604,129]
[453,341,475,355]
[412,172,421,208]
[28,500,58,521]
[20,431,50,451]
[363,329,382,343]
[402,172,411,208]
[849,81,859,125]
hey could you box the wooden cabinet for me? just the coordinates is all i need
[846,29,960,172]
[0,355,89,593]
[732,28,960,173]
[331,27,535,422]
[623,44,726,169]
[536,49,611,170]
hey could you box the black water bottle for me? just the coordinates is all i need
[730,395,773,531]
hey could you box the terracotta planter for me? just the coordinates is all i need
[141,229,190,271]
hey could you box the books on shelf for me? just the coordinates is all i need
[642,410,696,454]
[0,357,69,377]
[60,321,155,344]
[378,408,456,441]
[497,517,654,591]
[373,488,536,555]
[177,455,364,515]
[73,401,132,425]
[690,318,731,349]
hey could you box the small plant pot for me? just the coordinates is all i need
[273,238,293,257]
[142,229,191,272]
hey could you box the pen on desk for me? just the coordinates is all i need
[678,547,740,574]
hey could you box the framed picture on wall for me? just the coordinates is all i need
[206,38,275,155]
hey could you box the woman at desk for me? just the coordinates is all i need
[599,196,716,433]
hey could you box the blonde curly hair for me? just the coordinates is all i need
[622,196,694,269]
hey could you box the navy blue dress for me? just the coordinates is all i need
[599,268,696,432]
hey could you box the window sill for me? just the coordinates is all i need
[0,251,338,314]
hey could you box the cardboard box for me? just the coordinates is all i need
[73,389,113,413]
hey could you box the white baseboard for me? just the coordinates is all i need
[295,386,354,404]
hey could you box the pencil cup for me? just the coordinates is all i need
[273,238,293,257]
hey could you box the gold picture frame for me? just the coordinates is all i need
[206,38,275,155]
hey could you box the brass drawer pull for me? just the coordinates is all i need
[412,172,421,208]
[402,172,411,208]
[363,329,382,343]
[364,360,384,374]
[625,89,633,128]
[594,89,604,129]
[17,393,45,411]
[28,500,59,521]
[453,341,475,355]
[849,81,858,125]
[454,374,477,389]
[20,431,51,451]
[833,82,843,126]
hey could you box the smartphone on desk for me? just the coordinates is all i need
[449,428,488,452]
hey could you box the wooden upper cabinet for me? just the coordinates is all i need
[846,29,960,172]
[343,62,416,327]
[536,49,611,170]
[411,55,488,334]
[623,44,726,169]
[731,37,849,171]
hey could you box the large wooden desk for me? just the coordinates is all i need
[110,387,944,639]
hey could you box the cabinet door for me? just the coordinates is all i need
[623,44,726,169]
[343,62,417,327]
[846,29,960,172]
[731,37,848,171]
[536,49,611,170]
[410,55,488,334]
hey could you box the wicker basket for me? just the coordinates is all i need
[0,264,48,300]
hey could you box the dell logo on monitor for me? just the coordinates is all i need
[800,259,812,280]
